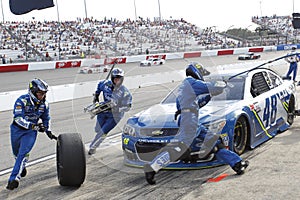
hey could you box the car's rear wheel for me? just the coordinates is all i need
[287,95,295,125]
[233,116,248,155]
[88,70,92,74]
[148,63,151,66]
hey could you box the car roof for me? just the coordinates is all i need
[206,67,274,80]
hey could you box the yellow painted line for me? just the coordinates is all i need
[251,108,272,138]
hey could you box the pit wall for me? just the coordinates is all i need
[1,44,297,73]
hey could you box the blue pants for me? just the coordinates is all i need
[286,62,298,81]
[215,148,242,168]
[89,112,121,149]
[175,112,198,146]
[149,141,242,172]
[9,124,37,182]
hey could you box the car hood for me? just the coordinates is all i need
[198,100,240,123]
[135,100,240,127]
[136,104,177,127]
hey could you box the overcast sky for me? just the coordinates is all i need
[1,0,299,31]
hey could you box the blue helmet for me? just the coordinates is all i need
[111,68,124,86]
[28,78,49,103]
[185,62,204,81]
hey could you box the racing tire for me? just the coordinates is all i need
[88,70,92,74]
[287,95,295,125]
[233,116,248,155]
[56,133,86,187]
[148,63,151,66]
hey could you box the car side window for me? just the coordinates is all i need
[250,72,271,97]
[268,71,282,88]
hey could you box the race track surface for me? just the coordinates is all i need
[1,51,300,199]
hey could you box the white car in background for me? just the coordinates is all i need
[140,58,166,66]
[78,64,109,74]
[238,52,261,60]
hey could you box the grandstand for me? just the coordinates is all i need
[0,15,298,64]
[251,15,300,45]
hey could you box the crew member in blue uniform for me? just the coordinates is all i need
[88,68,132,155]
[285,46,300,82]
[7,78,56,190]
[143,63,249,185]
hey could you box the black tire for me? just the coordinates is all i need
[233,116,248,155]
[56,133,86,187]
[148,63,151,66]
[88,70,92,74]
[287,96,295,125]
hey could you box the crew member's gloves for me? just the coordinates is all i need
[208,81,227,96]
[198,94,211,108]
[214,80,227,88]
[93,93,99,103]
[118,105,131,112]
[109,99,118,107]
[45,130,57,140]
[32,123,45,132]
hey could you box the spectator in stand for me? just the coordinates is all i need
[2,54,6,64]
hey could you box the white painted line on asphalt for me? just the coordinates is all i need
[0,154,56,176]
[0,132,122,176]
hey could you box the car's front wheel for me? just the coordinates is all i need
[233,116,248,155]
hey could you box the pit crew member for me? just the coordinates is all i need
[285,46,300,82]
[7,78,56,190]
[143,63,249,185]
[88,68,132,155]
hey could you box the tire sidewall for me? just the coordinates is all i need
[57,132,86,187]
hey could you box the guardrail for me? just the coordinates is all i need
[0,45,282,73]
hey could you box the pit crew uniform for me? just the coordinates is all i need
[7,78,56,190]
[88,68,132,155]
[143,63,249,185]
[285,47,300,81]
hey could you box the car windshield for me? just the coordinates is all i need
[162,76,245,104]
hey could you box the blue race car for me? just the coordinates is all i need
[122,67,297,169]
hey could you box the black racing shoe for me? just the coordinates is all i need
[6,180,19,190]
[21,167,27,177]
[233,160,249,175]
[144,164,156,185]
